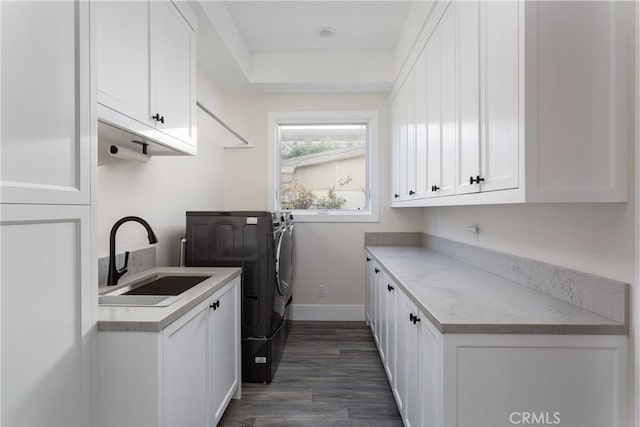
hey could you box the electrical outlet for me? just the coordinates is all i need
[318,286,327,298]
[468,224,480,242]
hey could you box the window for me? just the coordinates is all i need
[268,111,379,222]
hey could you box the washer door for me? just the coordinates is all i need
[275,223,294,298]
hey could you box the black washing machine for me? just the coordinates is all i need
[184,211,293,383]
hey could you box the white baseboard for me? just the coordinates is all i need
[289,304,365,321]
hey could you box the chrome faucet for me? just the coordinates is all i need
[107,216,158,286]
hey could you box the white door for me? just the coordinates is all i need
[378,271,389,365]
[209,279,241,426]
[396,86,409,200]
[426,28,442,198]
[391,95,402,203]
[392,287,407,414]
[403,296,421,427]
[439,3,457,197]
[371,263,381,344]
[163,302,208,426]
[366,257,373,325]
[384,279,397,386]
[96,1,154,127]
[405,70,417,200]
[1,205,92,426]
[152,1,196,146]
[413,51,429,199]
[375,265,385,349]
[455,0,481,195]
[420,314,443,427]
[479,1,519,192]
[1,0,91,204]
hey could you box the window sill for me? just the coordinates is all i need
[289,211,379,223]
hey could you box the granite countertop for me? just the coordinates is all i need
[366,246,626,335]
[98,267,241,332]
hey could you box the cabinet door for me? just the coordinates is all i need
[152,1,196,147]
[414,51,429,199]
[209,278,241,426]
[1,0,91,204]
[378,271,388,365]
[455,0,481,195]
[365,257,373,325]
[425,28,442,198]
[403,296,421,427]
[1,205,92,426]
[371,263,381,344]
[396,86,409,200]
[384,279,397,385]
[439,4,457,197]
[479,1,519,192]
[392,287,406,414]
[96,1,154,127]
[163,301,208,426]
[419,313,443,427]
[375,265,384,349]
[391,95,402,203]
[405,70,417,200]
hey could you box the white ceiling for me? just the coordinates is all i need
[194,0,428,93]
[224,1,413,53]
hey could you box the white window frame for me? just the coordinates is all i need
[267,110,379,223]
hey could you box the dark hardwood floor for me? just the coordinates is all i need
[219,321,403,427]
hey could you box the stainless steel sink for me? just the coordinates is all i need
[99,295,181,307]
[122,275,209,296]
[99,274,212,307]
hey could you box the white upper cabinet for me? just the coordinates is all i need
[426,5,457,199]
[96,0,197,155]
[405,70,418,200]
[425,29,442,199]
[391,0,631,206]
[96,1,153,128]
[1,0,91,204]
[438,6,457,197]
[479,0,520,193]
[396,86,409,201]
[391,96,402,202]
[413,52,429,199]
[152,1,196,147]
[455,0,481,196]
[529,0,629,202]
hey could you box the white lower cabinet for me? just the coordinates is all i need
[163,301,209,425]
[209,281,241,423]
[1,205,93,426]
[391,285,406,416]
[419,313,443,427]
[368,260,382,346]
[366,256,628,426]
[398,291,421,427]
[383,276,397,384]
[98,277,241,426]
[365,257,373,325]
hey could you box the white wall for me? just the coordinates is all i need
[422,201,635,284]
[96,69,227,268]
[223,93,424,306]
